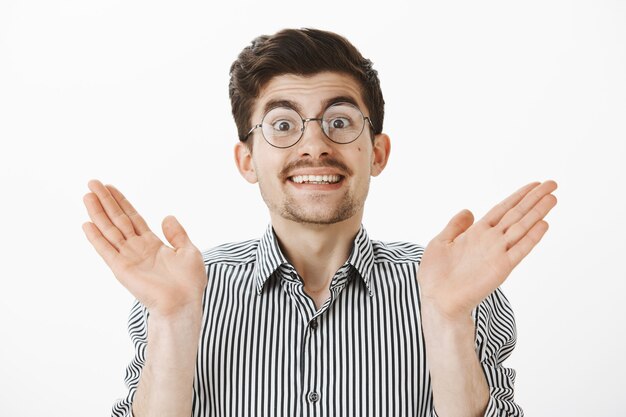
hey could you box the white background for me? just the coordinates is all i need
[1,0,624,416]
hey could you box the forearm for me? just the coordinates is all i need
[133,305,202,417]
[421,301,489,417]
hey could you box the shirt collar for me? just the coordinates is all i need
[253,224,289,295]
[253,224,375,296]
[346,226,375,295]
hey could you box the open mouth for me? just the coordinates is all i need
[289,174,343,185]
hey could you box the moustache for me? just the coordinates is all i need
[280,157,353,179]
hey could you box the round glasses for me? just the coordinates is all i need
[244,102,374,149]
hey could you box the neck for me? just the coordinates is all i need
[270,213,362,307]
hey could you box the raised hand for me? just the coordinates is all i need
[82,180,207,318]
[417,180,558,320]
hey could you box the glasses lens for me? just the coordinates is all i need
[322,103,365,143]
[261,107,302,148]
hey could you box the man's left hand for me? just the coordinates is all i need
[417,180,558,321]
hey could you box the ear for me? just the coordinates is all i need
[234,142,258,184]
[370,133,391,177]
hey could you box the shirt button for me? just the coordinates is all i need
[307,391,320,402]
[310,319,319,330]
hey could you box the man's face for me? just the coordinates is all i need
[235,71,389,226]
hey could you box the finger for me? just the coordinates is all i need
[83,192,126,249]
[498,180,558,231]
[507,220,549,268]
[82,221,120,267]
[435,209,474,243]
[162,215,194,250]
[106,184,150,235]
[504,193,557,249]
[87,179,136,239]
[482,182,541,227]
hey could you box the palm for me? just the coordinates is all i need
[82,180,207,317]
[417,181,557,319]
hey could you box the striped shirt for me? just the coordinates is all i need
[112,225,523,417]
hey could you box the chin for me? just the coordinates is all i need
[281,205,360,226]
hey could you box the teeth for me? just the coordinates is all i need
[291,174,341,184]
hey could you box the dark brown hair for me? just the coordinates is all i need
[229,28,385,146]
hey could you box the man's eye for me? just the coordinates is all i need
[273,120,293,131]
[330,117,350,129]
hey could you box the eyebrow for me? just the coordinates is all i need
[322,95,359,111]
[261,95,361,116]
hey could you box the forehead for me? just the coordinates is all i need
[253,72,366,118]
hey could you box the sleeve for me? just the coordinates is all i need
[111,300,148,417]
[473,288,524,417]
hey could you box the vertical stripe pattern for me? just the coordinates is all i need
[111,225,523,417]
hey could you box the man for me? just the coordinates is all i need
[83,28,557,417]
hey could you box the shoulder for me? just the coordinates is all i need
[370,239,425,264]
[201,238,259,267]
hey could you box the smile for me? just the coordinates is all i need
[290,174,342,184]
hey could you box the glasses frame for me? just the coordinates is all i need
[243,102,375,149]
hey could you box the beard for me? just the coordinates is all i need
[280,191,362,225]
[257,155,368,225]
[259,180,369,226]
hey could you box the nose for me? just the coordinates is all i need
[296,118,333,158]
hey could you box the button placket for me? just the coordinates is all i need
[302,314,323,412]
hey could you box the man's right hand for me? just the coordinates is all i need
[82,179,207,318]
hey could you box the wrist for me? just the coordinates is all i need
[148,302,203,337]
[149,298,203,321]
[421,293,472,320]
[145,303,203,371]
[420,298,475,335]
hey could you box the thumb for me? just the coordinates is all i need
[436,209,474,243]
[162,215,193,249]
